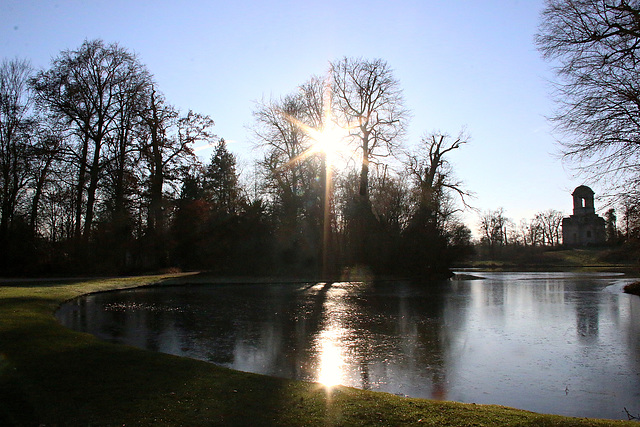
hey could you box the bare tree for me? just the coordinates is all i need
[621,195,640,239]
[537,0,640,195]
[480,208,510,247]
[0,58,34,241]
[137,85,176,236]
[252,93,317,224]
[519,218,544,246]
[27,120,64,236]
[251,81,333,271]
[138,87,212,236]
[534,209,564,246]
[406,132,471,230]
[369,166,411,232]
[31,39,148,242]
[331,57,407,202]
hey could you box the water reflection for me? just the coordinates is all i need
[576,291,599,342]
[56,272,640,420]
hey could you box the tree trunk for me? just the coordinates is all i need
[74,133,89,240]
[358,133,370,199]
[29,156,54,236]
[83,139,102,242]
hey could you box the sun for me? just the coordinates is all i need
[279,110,352,173]
[279,75,353,173]
[307,120,350,167]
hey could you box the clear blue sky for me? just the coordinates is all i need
[1,0,596,234]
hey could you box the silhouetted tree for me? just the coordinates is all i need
[403,132,471,275]
[138,91,214,268]
[406,132,470,228]
[1,43,478,277]
[0,58,35,244]
[201,139,248,272]
[537,0,640,196]
[519,218,544,246]
[480,208,510,247]
[534,209,564,246]
[332,57,407,201]
[138,86,176,240]
[252,89,325,273]
[331,57,408,264]
[31,40,149,245]
[204,139,243,215]
[172,171,212,269]
[621,196,640,240]
[27,120,64,237]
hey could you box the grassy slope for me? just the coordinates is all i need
[0,275,634,426]
[469,247,639,272]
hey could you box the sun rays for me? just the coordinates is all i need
[278,75,353,173]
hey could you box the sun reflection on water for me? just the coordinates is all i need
[317,328,345,387]
[315,283,354,388]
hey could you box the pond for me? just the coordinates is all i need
[56,272,640,420]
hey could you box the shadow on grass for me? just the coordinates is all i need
[2,325,299,425]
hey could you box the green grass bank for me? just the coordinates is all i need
[0,274,634,426]
[467,247,640,273]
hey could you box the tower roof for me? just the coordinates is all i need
[572,185,594,197]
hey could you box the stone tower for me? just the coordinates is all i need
[562,185,606,246]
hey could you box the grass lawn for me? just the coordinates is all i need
[0,274,635,426]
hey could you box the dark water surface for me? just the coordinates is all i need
[56,272,640,420]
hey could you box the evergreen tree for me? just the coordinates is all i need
[204,139,242,215]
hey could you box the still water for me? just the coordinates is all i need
[56,272,640,420]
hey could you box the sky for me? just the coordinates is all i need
[0,0,598,234]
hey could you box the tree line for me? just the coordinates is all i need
[0,40,473,277]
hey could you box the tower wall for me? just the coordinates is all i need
[562,186,606,246]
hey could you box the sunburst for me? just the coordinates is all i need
[280,76,352,172]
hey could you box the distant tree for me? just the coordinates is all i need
[534,209,564,246]
[537,0,640,196]
[445,222,474,262]
[621,196,640,240]
[519,218,544,246]
[480,208,509,247]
